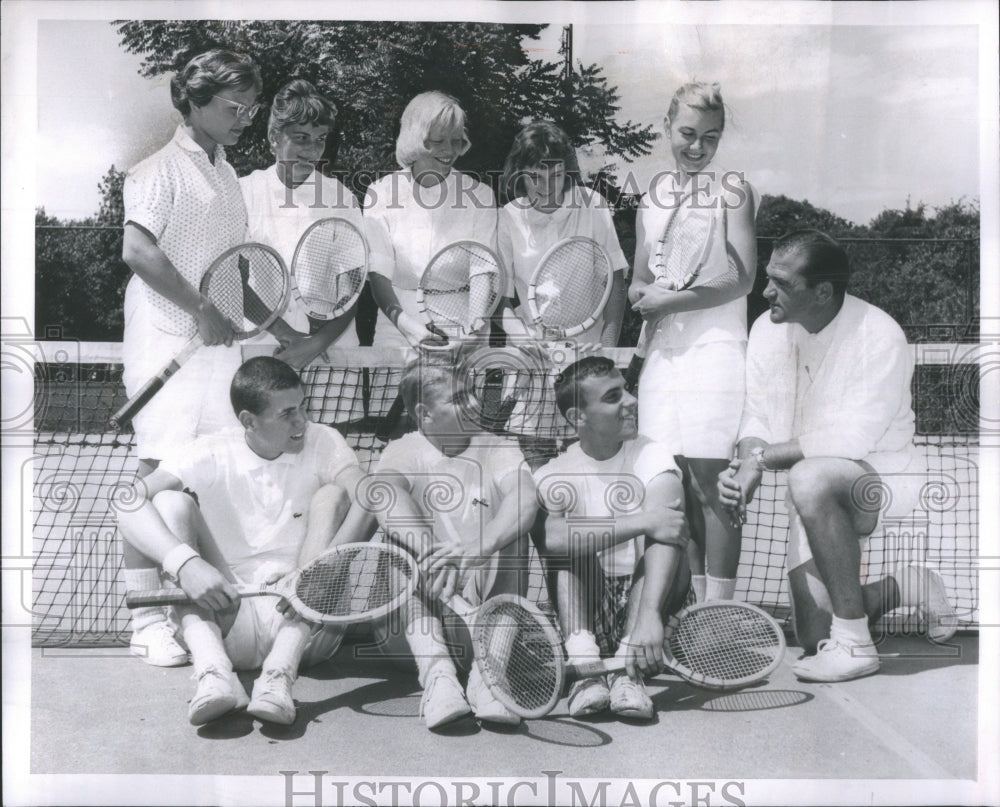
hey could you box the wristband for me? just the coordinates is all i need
[386,304,403,325]
[749,446,771,472]
[162,543,200,581]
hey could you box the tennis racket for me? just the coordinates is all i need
[623,195,721,393]
[291,217,369,330]
[110,243,290,429]
[473,599,786,719]
[527,236,614,341]
[125,542,418,626]
[416,241,506,345]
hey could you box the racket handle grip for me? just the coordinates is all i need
[566,657,628,679]
[108,337,201,430]
[126,588,194,607]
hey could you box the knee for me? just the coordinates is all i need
[787,460,839,519]
[309,483,350,525]
[152,489,199,539]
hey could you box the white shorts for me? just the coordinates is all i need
[223,595,345,671]
[638,339,746,459]
[785,450,926,572]
[122,281,241,460]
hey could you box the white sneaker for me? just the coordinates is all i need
[607,671,653,720]
[466,665,520,725]
[419,668,471,729]
[130,619,189,667]
[902,564,959,643]
[248,669,296,725]
[188,666,238,725]
[792,639,880,683]
[567,677,610,717]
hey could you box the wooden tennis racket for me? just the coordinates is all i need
[527,236,614,341]
[417,240,506,344]
[623,194,722,393]
[110,243,289,429]
[472,599,786,719]
[126,542,418,626]
[290,217,369,330]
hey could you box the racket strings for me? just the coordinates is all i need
[205,247,287,337]
[294,222,367,317]
[534,241,610,330]
[423,244,501,330]
[667,605,784,682]
[474,600,562,713]
[655,210,712,289]
[294,545,414,618]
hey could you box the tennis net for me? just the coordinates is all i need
[30,342,980,647]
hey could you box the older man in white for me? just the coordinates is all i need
[719,230,956,683]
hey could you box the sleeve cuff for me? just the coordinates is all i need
[162,543,200,580]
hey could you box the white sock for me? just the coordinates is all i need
[262,620,311,677]
[691,575,707,602]
[124,568,167,630]
[705,575,737,601]
[405,613,456,687]
[830,615,873,647]
[182,618,232,675]
[564,630,601,664]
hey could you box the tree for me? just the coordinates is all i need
[113,20,657,196]
[35,167,129,340]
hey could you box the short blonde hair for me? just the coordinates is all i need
[395,91,471,169]
[666,81,726,132]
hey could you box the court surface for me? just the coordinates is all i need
[31,633,977,783]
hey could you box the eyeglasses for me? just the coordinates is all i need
[212,95,261,120]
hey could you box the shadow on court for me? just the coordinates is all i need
[30,634,978,779]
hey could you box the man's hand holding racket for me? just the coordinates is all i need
[173,555,239,612]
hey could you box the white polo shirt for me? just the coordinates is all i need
[375,431,523,554]
[534,435,681,576]
[241,167,363,343]
[498,185,627,344]
[160,421,360,581]
[123,125,248,337]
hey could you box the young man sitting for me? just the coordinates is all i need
[370,354,537,729]
[114,356,373,725]
[534,356,690,721]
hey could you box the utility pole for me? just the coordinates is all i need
[561,24,574,135]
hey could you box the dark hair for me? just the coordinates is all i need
[230,356,302,416]
[268,79,337,143]
[553,356,618,418]
[398,355,457,418]
[772,229,851,297]
[170,49,262,118]
[501,121,581,204]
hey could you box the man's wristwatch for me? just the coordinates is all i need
[749,446,771,472]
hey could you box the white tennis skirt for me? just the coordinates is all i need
[122,282,242,461]
[637,339,746,459]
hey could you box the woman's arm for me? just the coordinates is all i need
[122,224,234,346]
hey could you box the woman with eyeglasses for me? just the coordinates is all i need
[119,49,262,669]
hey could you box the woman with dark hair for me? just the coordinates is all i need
[498,120,627,349]
[120,49,261,667]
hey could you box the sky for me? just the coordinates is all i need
[34,14,982,226]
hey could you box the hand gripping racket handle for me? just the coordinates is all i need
[109,336,203,429]
[125,580,269,608]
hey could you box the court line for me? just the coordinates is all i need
[811,681,955,779]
